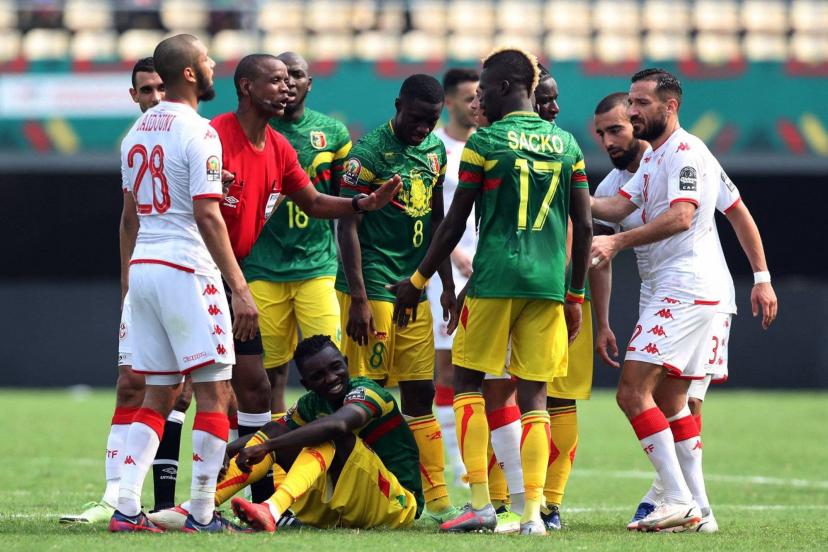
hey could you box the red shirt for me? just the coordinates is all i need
[210,112,309,259]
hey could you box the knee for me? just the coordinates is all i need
[400,381,435,416]
[116,371,145,408]
[615,385,639,416]
[687,397,702,416]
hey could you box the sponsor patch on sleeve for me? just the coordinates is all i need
[679,166,697,191]
[206,155,221,182]
[720,170,735,192]
[344,387,366,403]
[342,158,362,187]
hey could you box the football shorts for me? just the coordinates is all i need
[547,300,594,400]
[426,273,469,351]
[118,292,133,367]
[688,374,713,402]
[453,297,568,383]
[625,296,716,380]
[705,312,731,383]
[129,263,234,385]
[337,292,433,385]
[250,276,341,368]
[291,438,418,529]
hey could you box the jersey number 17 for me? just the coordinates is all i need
[514,159,562,231]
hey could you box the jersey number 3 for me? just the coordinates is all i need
[514,159,562,231]
[129,144,171,214]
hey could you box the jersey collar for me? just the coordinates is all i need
[503,111,539,119]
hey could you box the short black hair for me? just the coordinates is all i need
[631,68,682,107]
[537,62,552,82]
[595,92,629,115]
[399,73,444,104]
[294,335,340,373]
[234,53,279,98]
[153,34,200,86]
[442,68,479,95]
[131,57,155,89]
[482,47,539,96]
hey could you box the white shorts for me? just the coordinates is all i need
[625,296,716,380]
[426,273,469,350]
[688,374,712,401]
[705,312,731,382]
[118,292,133,367]
[128,263,235,386]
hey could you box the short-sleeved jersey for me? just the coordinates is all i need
[620,128,730,305]
[210,113,309,260]
[283,376,424,516]
[122,101,223,275]
[243,109,352,283]
[458,112,588,300]
[434,127,477,262]
[335,122,447,302]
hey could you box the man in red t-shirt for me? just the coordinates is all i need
[206,55,401,506]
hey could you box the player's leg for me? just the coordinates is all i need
[152,377,192,511]
[483,377,523,516]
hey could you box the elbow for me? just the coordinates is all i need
[328,418,351,440]
[572,216,593,240]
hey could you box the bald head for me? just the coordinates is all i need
[277,51,308,72]
[153,34,201,86]
[277,51,313,119]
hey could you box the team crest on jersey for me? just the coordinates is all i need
[342,158,362,186]
[679,166,697,191]
[427,153,440,174]
[396,169,434,217]
[310,131,327,150]
[206,155,221,182]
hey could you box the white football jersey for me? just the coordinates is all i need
[121,101,224,275]
[620,128,730,306]
[434,127,477,264]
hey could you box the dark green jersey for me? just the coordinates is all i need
[458,112,589,300]
[243,109,352,282]
[336,121,447,302]
[283,377,424,517]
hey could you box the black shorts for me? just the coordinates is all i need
[223,281,264,356]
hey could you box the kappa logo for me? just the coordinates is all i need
[655,308,674,320]
[216,344,227,356]
[310,130,327,150]
[643,155,652,163]
[676,142,691,152]
[662,297,679,304]
[642,343,661,355]
[203,284,219,296]
[193,453,204,462]
[679,166,697,191]
[212,324,225,336]
[204,129,217,140]
[647,325,667,337]
[692,440,703,451]
[208,305,223,316]
[124,455,136,465]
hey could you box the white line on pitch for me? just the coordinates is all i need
[572,469,828,489]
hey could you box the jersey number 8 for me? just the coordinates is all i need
[128,144,171,215]
[514,159,562,231]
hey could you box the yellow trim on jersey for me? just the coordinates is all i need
[461,147,485,167]
[573,159,586,172]
[308,151,335,177]
[439,164,447,176]
[334,141,352,161]
[359,386,396,417]
[358,165,377,184]
[504,111,539,119]
[484,159,498,171]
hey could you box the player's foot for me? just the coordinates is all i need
[541,505,562,531]
[439,503,497,533]
[493,505,521,534]
[636,501,701,532]
[427,505,461,525]
[181,511,250,533]
[231,497,277,532]
[664,509,718,533]
[59,501,115,524]
[519,518,547,536]
[626,501,656,531]
[146,504,189,531]
[108,510,164,533]
[274,510,303,530]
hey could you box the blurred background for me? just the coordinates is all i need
[1,0,826,388]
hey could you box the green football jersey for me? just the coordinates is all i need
[336,121,447,302]
[284,377,424,517]
[458,112,589,301]
[243,109,352,282]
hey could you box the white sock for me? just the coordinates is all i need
[641,475,663,506]
[669,408,709,513]
[436,405,464,475]
[167,410,186,424]
[190,428,226,524]
[490,421,525,509]
[103,423,130,507]
[639,428,692,504]
[237,410,272,429]
[229,428,239,443]
[117,422,161,516]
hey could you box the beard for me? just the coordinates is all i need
[195,67,216,102]
[610,139,641,169]
[632,109,668,142]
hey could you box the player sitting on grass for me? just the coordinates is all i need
[212,334,424,531]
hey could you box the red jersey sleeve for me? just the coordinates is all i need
[274,131,310,195]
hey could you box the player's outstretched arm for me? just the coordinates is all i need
[388,186,477,328]
[338,214,375,346]
[725,200,778,329]
[290,175,402,218]
[193,198,258,342]
[589,224,619,368]
[119,191,139,306]
[591,194,637,224]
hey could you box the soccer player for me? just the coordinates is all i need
[589,68,777,532]
[533,64,559,123]
[60,57,193,525]
[210,335,424,531]
[336,74,457,523]
[390,47,592,535]
[243,51,351,416]
[590,91,778,532]
[428,67,478,487]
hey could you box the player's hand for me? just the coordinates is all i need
[564,302,582,343]
[751,282,778,330]
[359,174,403,211]
[440,286,458,330]
[231,286,259,342]
[590,234,618,269]
[221,170,235,196]
[451,249,474,278]
[235,444,269,473]
[387,278,423,328]
[447,282,469,335]
[347,297,376,346]
[595,325,620,368]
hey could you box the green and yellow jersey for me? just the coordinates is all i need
[336,121,447,302]
[458,112,588,301]
[243,109,351,282]
[283,376,424,516]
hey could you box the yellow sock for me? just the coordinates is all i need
[215,431,273,505]
[407,414,451,513]
[487,440,508,507]
[519,410,551,523]
[267,442,335,517]
[454,392,489,509]
[272,462,287,491]
[544,406,578,507]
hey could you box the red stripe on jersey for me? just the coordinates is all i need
[723,197,742,214]
[693,299,719,305]
[670,198,699,208]
[182,359,218,374]
[663,363,707,380]
[342,182,372,194]
[192,193,223,200]
[459,170,483,184]
[348,399,380,416]
[483,178,502,191]
[130,259,195,273]
[618,189,632,199]
[571,172,588,183]
[312,168,332,186]
[363,415,403,446]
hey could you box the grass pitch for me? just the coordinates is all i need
[1,388,826,551]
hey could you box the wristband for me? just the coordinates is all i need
[565,291,585,304]
[753,271,771,285]
[351,193,368,213]
[410,270,429,290]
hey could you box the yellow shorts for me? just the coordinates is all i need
[337,291,433,385]
[453,296,568,383]
[547,300,594,400]
[291,438,418,529]
[250,277,341,368]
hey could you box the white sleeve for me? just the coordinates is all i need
[121,143,131,193]
[187,122,224,200]
[666,148,702,207]
[620,167,644,207]
[593,172,621,232]
[716,167,741,214]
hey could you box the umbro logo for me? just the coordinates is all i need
[161,466,177,475]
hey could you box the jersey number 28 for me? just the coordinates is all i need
[128,144,171,214]
[514,159,562,231]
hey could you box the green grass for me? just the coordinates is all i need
[1,389,827,551]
